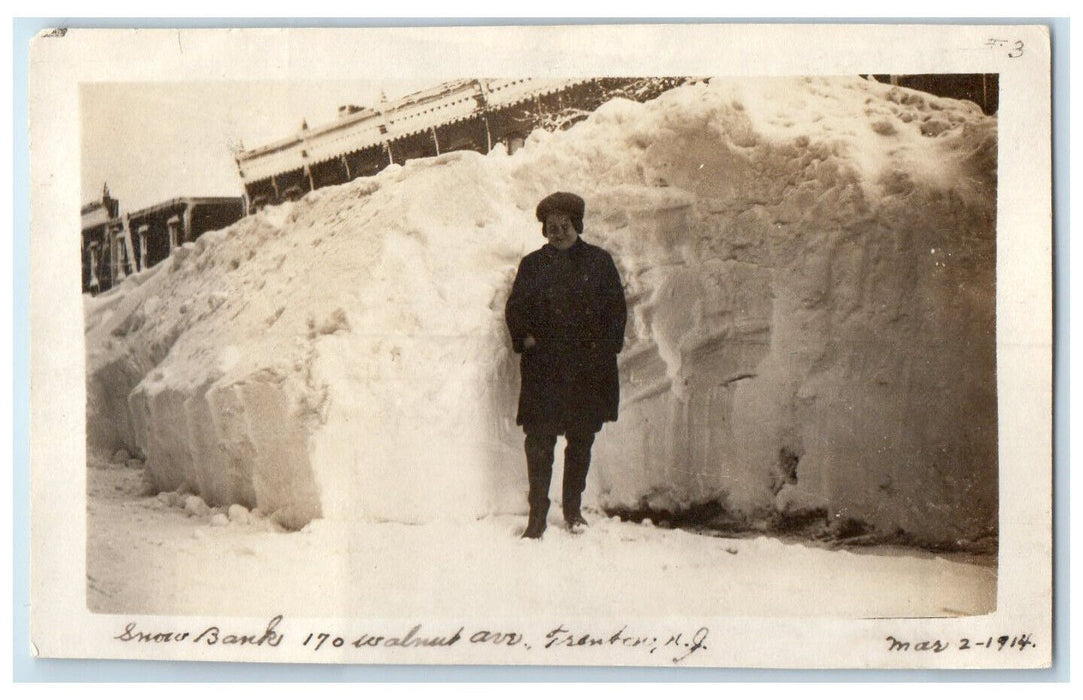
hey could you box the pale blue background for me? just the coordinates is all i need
[12,16,1069,682]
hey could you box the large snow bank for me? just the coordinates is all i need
[85,77,997,542]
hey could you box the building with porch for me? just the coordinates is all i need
[235,77,691,212]
[81,191,244,295]
[125,197,245,276]
[80,186,126,294]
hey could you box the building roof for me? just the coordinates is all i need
[235,78,588,185]
[126,196,244,220]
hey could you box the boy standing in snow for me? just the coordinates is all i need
[505,192,627,539]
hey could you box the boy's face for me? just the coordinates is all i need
[544,212,578,251]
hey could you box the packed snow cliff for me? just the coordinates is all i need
[85,77,998,543]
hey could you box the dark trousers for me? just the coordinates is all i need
[524,431,596,516]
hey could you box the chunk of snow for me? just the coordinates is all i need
[183,495,211,518]
[227,504,250,524]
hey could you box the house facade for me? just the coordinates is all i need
[81,192,244,295]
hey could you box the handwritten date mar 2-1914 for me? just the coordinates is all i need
[886,634,1035,653]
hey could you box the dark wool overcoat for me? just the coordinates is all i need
[505,238,627,435]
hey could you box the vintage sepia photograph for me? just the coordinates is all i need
[29,25,1052,669]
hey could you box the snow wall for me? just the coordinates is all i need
[85,77,997,543]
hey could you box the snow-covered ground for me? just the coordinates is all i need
[88,456,995,618]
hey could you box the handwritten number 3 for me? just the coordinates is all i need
[1009,41,1024,58]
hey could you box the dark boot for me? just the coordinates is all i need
[562,492,589,530]
[522,433,557,539]
[522,498,549,539]
[562,430,595,529]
